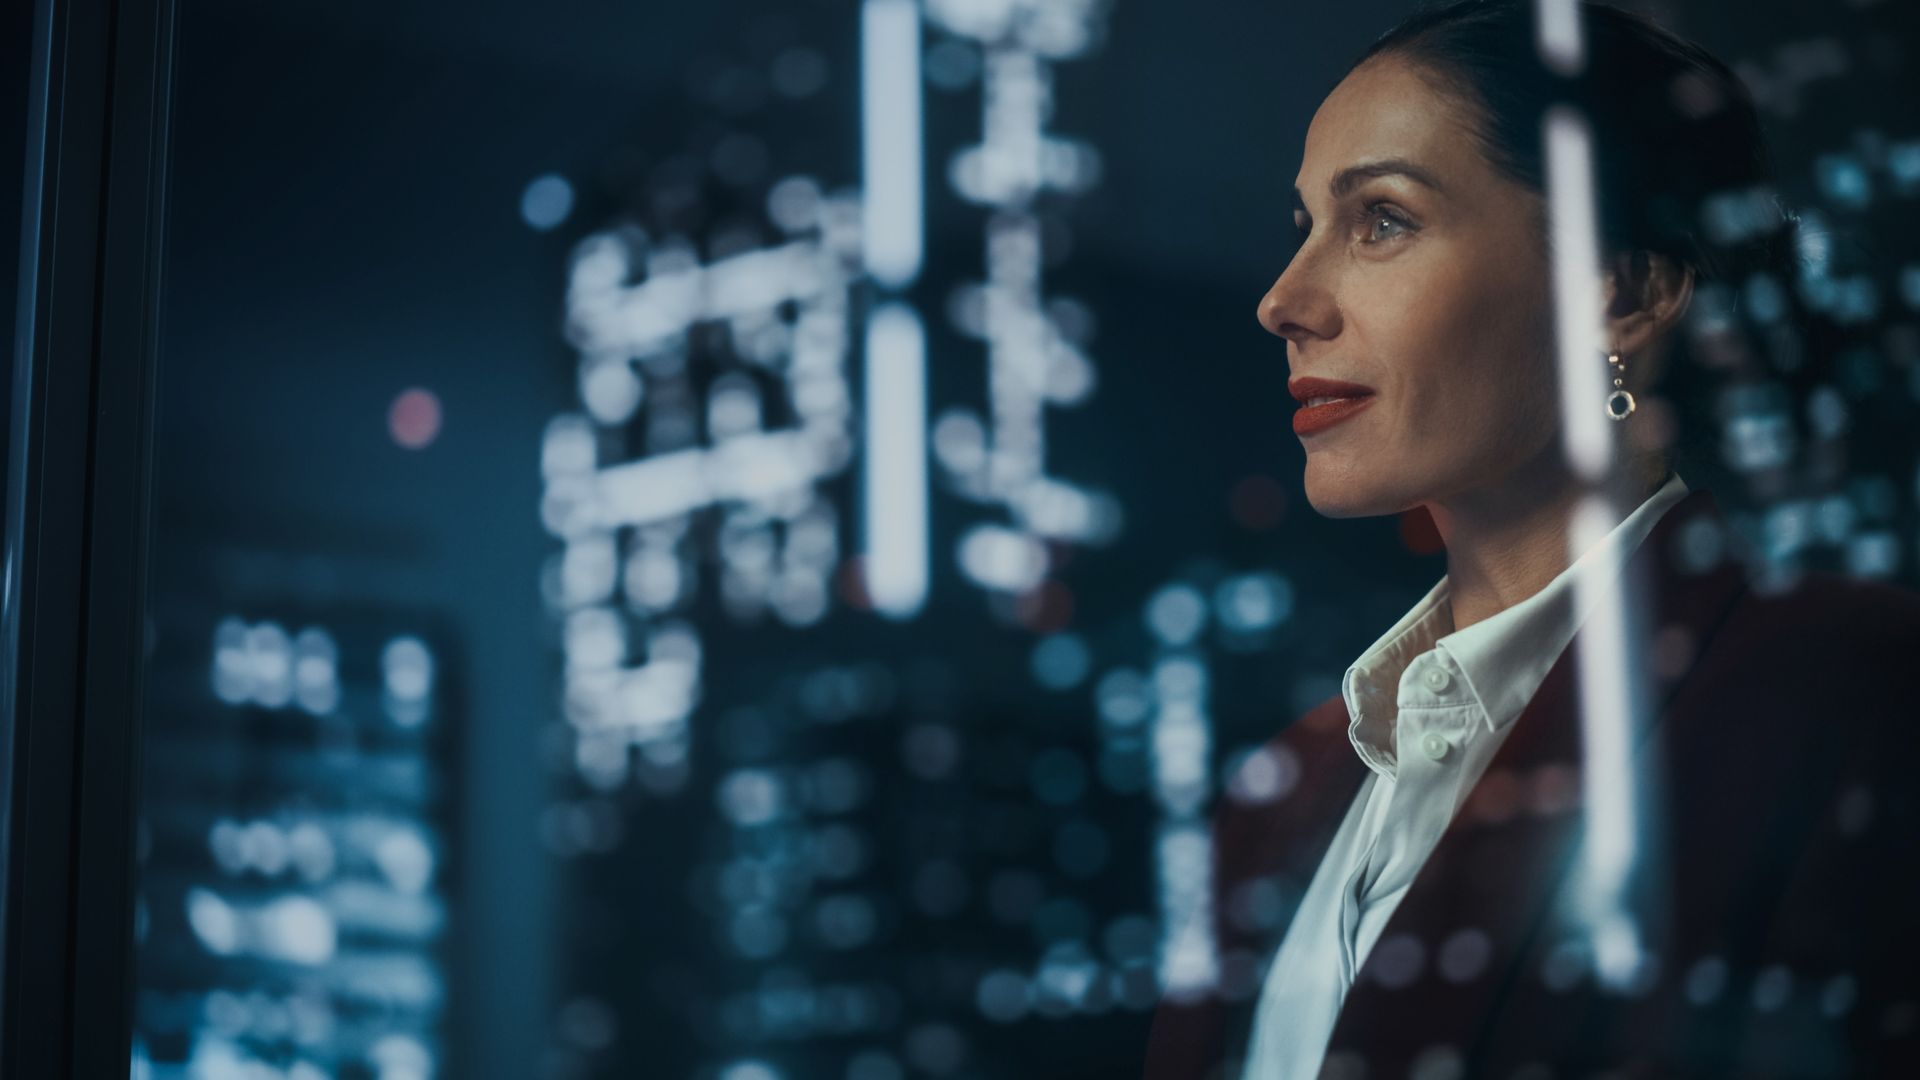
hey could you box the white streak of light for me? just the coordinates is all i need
[1534,0,1586,76]
[864,303,929,618]
[1545,103,1649,990]
[862,0,924,288]
[1545,107,1612,481]
[1568,494,1642,988]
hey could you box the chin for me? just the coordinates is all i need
[1302,489,1377,520]
[1301,457,1404,519]
[1301,481,1380,520]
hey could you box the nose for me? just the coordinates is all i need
[1256,251,1338,346]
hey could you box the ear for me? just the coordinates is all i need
[1601,249,1695,357]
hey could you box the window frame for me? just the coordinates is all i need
[2,0,177,1071]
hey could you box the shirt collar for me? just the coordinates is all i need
[1341,471,1691,777]
[1340,575,1453,777]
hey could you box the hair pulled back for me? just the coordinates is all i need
[1348,0,1801,286]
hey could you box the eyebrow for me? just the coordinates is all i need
[1290,158,1449,214]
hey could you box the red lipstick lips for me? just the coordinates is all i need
[1288,376,1378,437]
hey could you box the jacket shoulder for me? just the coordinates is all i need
[1689,568,1920,758]
[1730,569,1920,643]
[1706,570,1920,685]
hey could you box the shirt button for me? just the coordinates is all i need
[1421,732,1451,761]
[1423,666,1452,693]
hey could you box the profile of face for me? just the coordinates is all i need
[1259,54,1565,520]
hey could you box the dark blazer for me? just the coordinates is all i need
[1142,486,1920,1079]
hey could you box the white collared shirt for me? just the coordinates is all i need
[1239,472,1691,1080]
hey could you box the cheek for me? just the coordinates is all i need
[1379,256,1558,451]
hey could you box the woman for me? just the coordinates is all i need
[1141,1,1920,1077]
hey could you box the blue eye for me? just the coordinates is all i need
[1361,203,1413,244]
[1359,201,1420,244]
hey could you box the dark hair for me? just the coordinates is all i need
[1346,0,1801,286]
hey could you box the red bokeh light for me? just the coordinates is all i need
[1398,504,1444,555]
[388,388,443,450]
[1229,474,1287,531]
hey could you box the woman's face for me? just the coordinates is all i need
[1259,54,1563,519]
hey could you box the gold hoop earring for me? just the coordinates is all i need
[1605,347,1636,420]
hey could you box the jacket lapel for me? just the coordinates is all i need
[1321,486,1750,1070]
